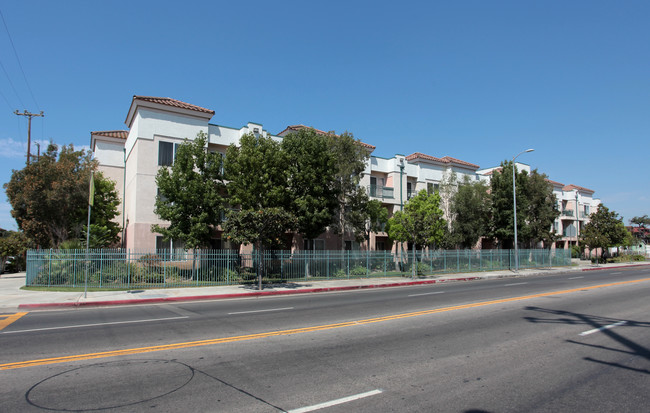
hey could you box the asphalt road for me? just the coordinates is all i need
[1,267,649,412]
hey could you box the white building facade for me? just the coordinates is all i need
[92,95,600,252]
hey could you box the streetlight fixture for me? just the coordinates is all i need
[512,148,534,271]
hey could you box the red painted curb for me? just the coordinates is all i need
[581,263,650,272]
[17,276,483,309]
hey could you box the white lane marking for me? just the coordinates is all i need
[287,389,383,413]
[611,272,622,274]
[408,291,445,297]
[568,276,584,279]
[579,321,627,336]
[228,307,294,315]
[504,282,527,286]
[1,316,188,334]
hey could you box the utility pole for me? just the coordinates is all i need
[14,110,44,165]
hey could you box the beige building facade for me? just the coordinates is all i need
[92,95,600,252]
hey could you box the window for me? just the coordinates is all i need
[156,236,171,251]
[303,239,325,251]
[155,236,186,260]
[158,141,180,166]
[156,188,169,204]
[427,182,439,194]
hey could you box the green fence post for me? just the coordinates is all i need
[99,249,103,288]
[48,249,52,287]
[347,250,350,279]
[326,250,330,280]
[127,249,131,288]
[366,250,369,276]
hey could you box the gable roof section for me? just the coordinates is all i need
[125,95,215,127]
[91,130,128,140]
[133,96,214,114]
[278,124,376,150]
[405,152,479,169]
[563,184,594,194]
[545,178,564,187]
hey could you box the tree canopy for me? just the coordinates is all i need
[388,189,446,250]
[281,128,339,244]
[0,231,29,272]
[488,161,559,248]
[629,215,649,242]
[449,177,491,249]
[152,132,226,250]
[223,133,296,251]
[327,131,371,247]
[580,204,629,261]
[4,143,120,248]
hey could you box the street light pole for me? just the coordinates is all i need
[512,148,534,271]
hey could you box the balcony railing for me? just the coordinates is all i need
[368,185,394,199]
[561,210,574,217]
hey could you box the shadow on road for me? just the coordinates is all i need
[523,306,650,375]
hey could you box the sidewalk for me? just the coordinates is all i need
[1,261,648,312]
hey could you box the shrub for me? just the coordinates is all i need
[416,262,432,275]
[350,265,367,276]
[570,245,581,259]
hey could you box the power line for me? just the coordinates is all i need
[0,8,39,110]
[0,88,13,110]
[0,58,25,109]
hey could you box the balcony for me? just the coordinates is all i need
[561,210,574,217]
[368,185,394,199]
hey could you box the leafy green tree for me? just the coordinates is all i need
[0,231,29,272]
[489,161,529,248]
[281,128,339,247]
[222,208,297,290]
[580,205,629,262]
[152,132,225,250]
[629,215,650,242]
[519,170,560,248]
[388,190,446,274]
[84,173,122,248]
[449,177,491,248]
[438,171,458,225]
[224,133,289,210]
[364,199,389,246]
[328,132,371,248]
[488,161,559,248]
[4,143,120,248]
[223,133,296,289]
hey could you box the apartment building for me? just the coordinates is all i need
[91,95,599,252]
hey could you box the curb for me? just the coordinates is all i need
[581,263,650,272]
[17,276,482,310]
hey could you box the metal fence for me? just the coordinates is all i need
[25,248,571,289]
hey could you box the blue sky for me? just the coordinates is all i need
[0,1,648,231]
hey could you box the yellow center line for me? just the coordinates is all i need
[2,278,649,371]
[0,312,28,332]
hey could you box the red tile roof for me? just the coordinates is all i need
[91,130,128,140]
[278,124,376,150]
[483,167,502,176]
[545,178,564,187]
[563,184,594,193]
[132,96,215,115]
[405,152,479,169]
